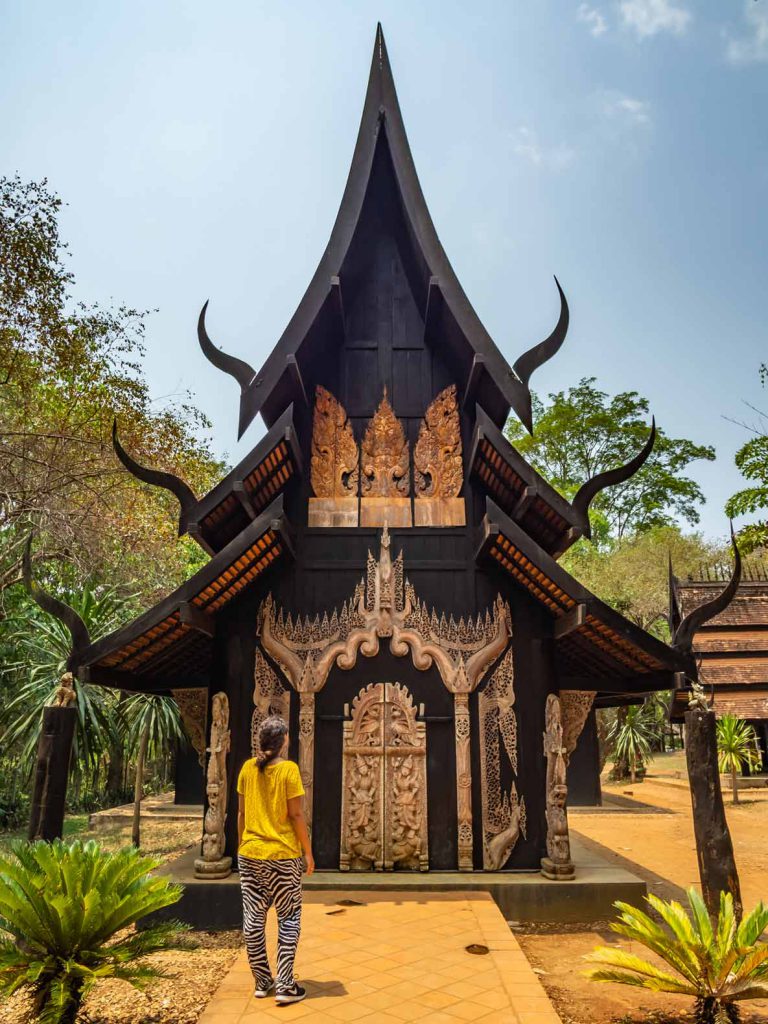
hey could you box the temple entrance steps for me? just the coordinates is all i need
[149,835,645,931]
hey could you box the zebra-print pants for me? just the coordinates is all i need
[239,855,303,990]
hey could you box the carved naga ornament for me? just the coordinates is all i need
[479,649,526,870]
[259,526,510,697]
[414,384,466,527]
[361,389,411,527]
[308,385,360,527]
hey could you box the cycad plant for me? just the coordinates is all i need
[585,888,768,1024]
[716,714,763,805]
[0,839,190,1024]
[608,702,655,783]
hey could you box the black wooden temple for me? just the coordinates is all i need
[74,25,687,873]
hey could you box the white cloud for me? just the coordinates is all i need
[619,0,691,39]
[577,4,608,37]
[726,2,768,65]
[603,93,652,126]
[511,126,577,172]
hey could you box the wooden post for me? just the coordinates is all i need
[685,706,742,921]
[454,692,474,871]
[28,706,76,841]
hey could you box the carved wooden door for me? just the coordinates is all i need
[340,682,429,871]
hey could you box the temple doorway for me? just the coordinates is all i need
[340,682,429,871]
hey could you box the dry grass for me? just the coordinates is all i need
[0,931,242,1024]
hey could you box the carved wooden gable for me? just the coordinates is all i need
[307,384,466,529]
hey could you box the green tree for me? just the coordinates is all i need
[716,714,762,805]
[608,703,654,784]
[0,174,225,602]
[506,378,715,542]
[0,839,190,1024]
[725,380,768,551]
[121,694,185,847]
[586,888,768,1024]
[562,526,724,638]
[0,581,135,773]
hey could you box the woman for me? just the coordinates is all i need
[237,715,314,1004]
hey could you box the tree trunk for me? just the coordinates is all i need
[685,707,742,921]
[106,691,128,804]
[132,722,150,848]
[630,756,636,785]
[731,765,739,805]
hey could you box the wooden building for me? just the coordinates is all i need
[74,27,687,875]
[670,567,768,769]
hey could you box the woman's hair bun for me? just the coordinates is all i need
[256,715,289,770]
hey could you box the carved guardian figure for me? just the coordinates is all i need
[195,692,233,878]
[541,694,575,880]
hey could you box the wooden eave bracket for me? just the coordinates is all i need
[553,602,587,640]
[232,480,257,520]
[462,354,486,411]
[272,511,296,562]
[512,485,537,524]
[330,276,346,343]
[551,527,583,560]
[179,602,216,638]
[286,354,308,407]
[423,277,442,348]
[186,522,216,557]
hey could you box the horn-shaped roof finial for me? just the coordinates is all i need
[512,277,569,433]
[198,302,259,438]
[23,536,90,672]
[571,418,656,539]
[112,420,197,535]
[672,524,741,656]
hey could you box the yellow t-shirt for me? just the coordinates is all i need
[237,758,305,860]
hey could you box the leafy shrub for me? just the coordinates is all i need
[0,838,191,1024]
[585,888,768,1024]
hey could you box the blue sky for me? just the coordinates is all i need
[3,0,767,540]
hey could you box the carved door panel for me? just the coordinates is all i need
[340,682,429,872]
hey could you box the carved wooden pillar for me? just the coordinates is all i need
[298,691,316,831]
[454,692,474,870]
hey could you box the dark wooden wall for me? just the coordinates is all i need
[567,709,602,807]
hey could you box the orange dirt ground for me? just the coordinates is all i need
[517,759,768,1024]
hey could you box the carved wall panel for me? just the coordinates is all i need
[250,650,290,757]
[414,384,466,527]
[360,389,411,527]
[171,688,208,768]
[560,690,597,759]
[479,650,527,870]
[308,385,359,526]
[340,682,428,871]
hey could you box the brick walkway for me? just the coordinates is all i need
[199,890,561,1024]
